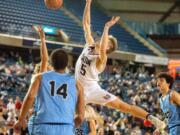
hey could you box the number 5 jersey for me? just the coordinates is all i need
[75,45,101,82]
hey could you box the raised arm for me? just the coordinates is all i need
[96,16,120,71]
[34,26,49,72]
[83,0,94,45]
[14,74,42,132]
[74,80,85,127]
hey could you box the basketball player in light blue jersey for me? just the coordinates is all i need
[154,73,180,135]
[14,49,85,135]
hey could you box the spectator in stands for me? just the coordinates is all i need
[15,96,22,116]
[130,126,142,135]
[7,98,15,112]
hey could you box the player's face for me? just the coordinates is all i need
[157,78,169,92]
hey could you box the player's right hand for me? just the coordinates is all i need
[105,16,120,28]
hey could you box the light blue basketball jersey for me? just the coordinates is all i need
[31,71,77,125]
[160,90,180,130]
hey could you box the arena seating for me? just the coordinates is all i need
[64,0,158,55]
[126,21,180,36]
[0,0,166,55]
[0,0,84,43]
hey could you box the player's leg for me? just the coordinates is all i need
[85,83,148,119]
[105,98,166,129]
[85,83,166,130]
[106,98,148,119]
[84,83,166,129]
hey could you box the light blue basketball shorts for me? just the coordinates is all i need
[28,123,74,135]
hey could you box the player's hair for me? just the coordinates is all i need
[50,49,68,70]
[107,35,118,54]
[158,73,174,89]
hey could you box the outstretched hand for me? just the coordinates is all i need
[105,16,120,28]
[33,26,45,40]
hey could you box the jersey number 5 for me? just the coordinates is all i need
[80,64,86,76]
[49,81,68,99]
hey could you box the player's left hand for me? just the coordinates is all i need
[105,16,120,28]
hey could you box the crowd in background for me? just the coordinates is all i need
[96,67,163,135]
[0,51,179,135]
[0,50,33,135]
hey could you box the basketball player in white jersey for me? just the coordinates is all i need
[75,0,166,130]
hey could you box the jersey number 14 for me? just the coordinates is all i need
[49,81,68,99]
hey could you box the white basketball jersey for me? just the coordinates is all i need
[75,45,101,82]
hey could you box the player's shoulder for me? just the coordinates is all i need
[171,90,179,97]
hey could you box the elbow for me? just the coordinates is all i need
[83,21,89,29]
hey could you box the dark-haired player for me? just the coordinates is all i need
[14,49,84,135]
[154,73,180,135]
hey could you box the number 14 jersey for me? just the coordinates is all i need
[33,71,77,125]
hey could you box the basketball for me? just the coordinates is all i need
[44,0,63,10]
